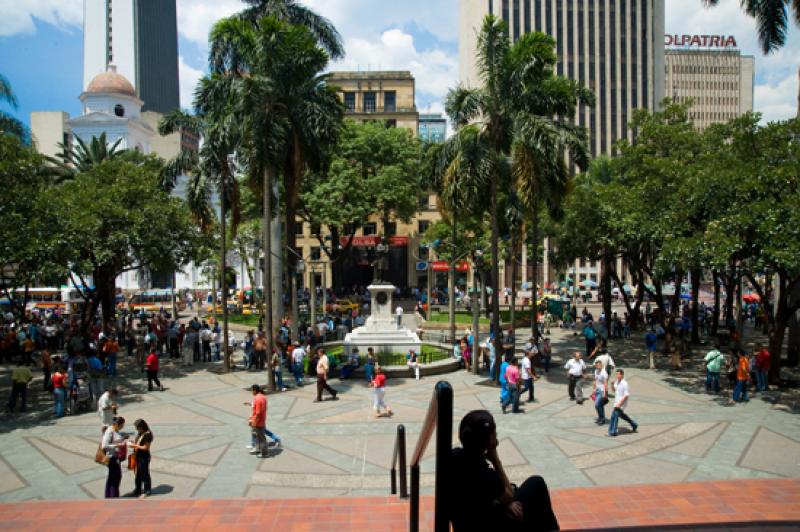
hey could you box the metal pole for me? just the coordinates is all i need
[434,381,453,532]
[398,425,408,498]
[263,165,275,390]
[221,165,230,372]
[449,221,457,344]
[472,262,480,376]
[322,268,327,317]
[310,264,316,332]
[409,464,420,532]
[426,260,432,321]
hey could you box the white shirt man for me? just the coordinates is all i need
[564,353,586,402]
[520,354,532,381]
[291,345,306,366]
[608,369,638,436]
[97,389,117,429]
[395,306,403,328]
[594,351,615,374]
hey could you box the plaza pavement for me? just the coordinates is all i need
[1,320,799,503]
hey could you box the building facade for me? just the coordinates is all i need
[419,113,447,143]
[665,39,754,130]
[327,71,419,132]
[459,0,665,291]
[83,0,180,113]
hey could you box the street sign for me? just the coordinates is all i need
[415,261,428,272]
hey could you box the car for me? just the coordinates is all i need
[325,298,359,313]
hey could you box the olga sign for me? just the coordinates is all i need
[665,34,738,48]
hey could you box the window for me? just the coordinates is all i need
[311,247,321,260]
[363,222,377,235]
[295,222,304,236]
[580,258,586,268]
[363,92,376,112]
[419,245,429,260]
[384,91,396,112]
[344,92,355,111]
[384,221,397,236]
[418,220,430,235]
[386,119,397,128]
[114,104,125,117]
[311,223,321,236]
[590,274,598,282]
[343,223,356,235]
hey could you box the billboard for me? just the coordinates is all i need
[665,34,738,49]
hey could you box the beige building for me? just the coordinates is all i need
[294,70,445,292]
[327,71,419,133]
[665,48,755,130]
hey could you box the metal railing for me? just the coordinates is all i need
[390,380,453,532]
[390,425,408,498]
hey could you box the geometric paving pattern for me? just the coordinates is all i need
[2,324,800,502]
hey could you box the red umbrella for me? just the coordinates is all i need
[742,293,760,303]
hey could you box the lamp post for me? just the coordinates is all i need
[472,250,484,376]
[309,261,316,331]
[295,259,305,338]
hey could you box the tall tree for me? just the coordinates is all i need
[440,16,592,364]
[52,132,125,174]
[0,74,27,143]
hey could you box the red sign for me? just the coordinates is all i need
[339,235,409,247]
[431,260,470,272]
[665,34,737,49]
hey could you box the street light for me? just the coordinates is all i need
[471,250,484,376]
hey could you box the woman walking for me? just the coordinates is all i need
[370,366,393,418]
[52,365,67,418]
[127,418,154,498]
[144,348,163,392]
[101,416,127,498]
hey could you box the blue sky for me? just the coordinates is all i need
[1,0,798,128]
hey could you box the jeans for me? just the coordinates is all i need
[192,340,201,362]
[594,391,606,421]
[274,369,284,389]
[585,338,596,359]
[89,377,105,403]
[53,387,65,417]
[293,363,304,385]
[733,379,749,402]
[134,455,151,495]
[542,356,551,373]
[251,427,281,446]
[705,370,720,393]
[105,457,121,498]
[608,407,637,435]
[521,378,534,401]
[756,370,768,392]
[502,384,520,412]
[202,341,211,362]
[365,363,374,383]
[252,426,268,457]
[107,354,117,376]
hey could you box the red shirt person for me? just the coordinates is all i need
[144,350,163,392]
[248,385,268,457]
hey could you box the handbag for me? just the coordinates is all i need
[95,444,110,466]
[127,453,137,471]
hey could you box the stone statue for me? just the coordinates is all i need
[373,237,389,283]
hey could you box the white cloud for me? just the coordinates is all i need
[755,71,799,122]
[0,0,82,36]
[176,0,241,48]
[178,55,203,110]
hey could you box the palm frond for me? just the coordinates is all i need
[445,86,483,129]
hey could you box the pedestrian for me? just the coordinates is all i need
[270,347,287,391]
[126,418,153,498]
[97,387,119,433]
[608,369,638,437]
[395,305,403,329]
[564,352,586,403]
[40,347,52,390]
[291,341,306,386]
[364,347,376,383]
[87,351,105,407]
[501,357,522,414]
[244,386,281,454]
[52,364,67,418]
[498,353,511,407]
[6,360,33,413]
[144,348,163,392]
[755,344,770,392]
[102,335,120,376]
[406,348,420,380]
[100,416,127,498]
[520,349,538,403]
[314,348,339,402]
[370,365,393,418]
[703,344,724,394]
[167,324,179,360]
[644,329,657,369]
[248,384,268,458]
[592,360,609,425]
[445,410,560,531]
[732,350,750,403]
[589,342,615,377]
[582,321,597,359]
[200,324,212,362]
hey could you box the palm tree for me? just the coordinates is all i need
[703,0,800,116]
[209,15,329,388]
[235,0,344,324]
[0,74,27,143]
[439,16,592,363]
[158,73,243,372]
[52,132,125,173]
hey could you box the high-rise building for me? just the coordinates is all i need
[460,0,665,156]
[83,0,180,113]
[664,36,754,130]
[419,113,447,143]
[328,71,419,132]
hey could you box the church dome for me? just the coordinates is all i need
[86,66,136,97]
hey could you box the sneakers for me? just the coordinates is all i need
[631,424,638,433]
[245,445,254,450]
[249,449,260,455]
[331,394,339,401]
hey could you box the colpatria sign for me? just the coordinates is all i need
[665,34,738,48]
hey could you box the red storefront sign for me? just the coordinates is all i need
[431,260,470,272]
[339,235,409,247]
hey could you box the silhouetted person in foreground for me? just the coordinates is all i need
[446,410,560,531]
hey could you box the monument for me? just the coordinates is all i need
[343,238,422,355]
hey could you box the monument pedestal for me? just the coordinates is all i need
[344,283,421,355]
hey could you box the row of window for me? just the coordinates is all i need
[671,80,740,91]
[343,91,396,113]
[673,95,739,106]
[295,219,433,238]
[668,65,741,75]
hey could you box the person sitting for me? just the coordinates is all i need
[446,410,560,531]
[339,347,360,379]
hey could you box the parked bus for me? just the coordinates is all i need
[125,289,185,314]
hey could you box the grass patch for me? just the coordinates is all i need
[428,311,490,325]
[226,314,262,328]
[326,344,449,366]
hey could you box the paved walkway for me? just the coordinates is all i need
[1,331,800,502]
[1,479,798,530]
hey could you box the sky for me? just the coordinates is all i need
[0,0,798,129]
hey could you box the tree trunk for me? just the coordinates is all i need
[97,268,116,328]
[530,212,539,341]
[221,178,231,373]
[510,243,517,331]
[448,219,457,344]
[601,252,613,338]
[490,176,502,383]
[690,268,701,343]
[712,271,721,336]
[263,165,275,391]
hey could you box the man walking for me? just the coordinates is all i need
[252,332,267,370]
[564,352,586,403]
[144,348,163,392]
[314,348,339,402]
[592,360,609,425]
[703,344,724,394]
[520,349,537,403]
[395,305,403,329]
[248,384,268,458]
[608,369,638,437]
[583,321,597,359]
[97,387,118,433]
[291,341,306,386]
[6,360,33,413]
